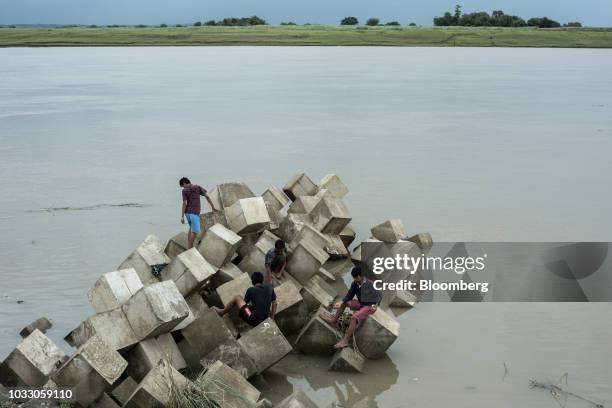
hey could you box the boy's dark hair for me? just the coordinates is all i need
[179,177,191,187]
[251,271,264,285]
[351,266,363,278]
[275,240,286,250]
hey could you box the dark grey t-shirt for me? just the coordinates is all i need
[244,284,277,324]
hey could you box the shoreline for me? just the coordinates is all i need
[1,26,612,48]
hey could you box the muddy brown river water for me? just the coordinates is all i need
[1,46,611,407]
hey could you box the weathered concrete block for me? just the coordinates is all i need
[288,223,328,252]
[216,272,251,306]
[266,201,284,232]
[19,317,52,338]
[301,275,336,312]
[274,390,319,408]
[88,268,143,314]
[329,348,365,373]
[118,235,171,284]
[126,359,191,408]
[200,337,257,379]
[339,225,356,248]
[161,248,216,296]
[283,173,318,201]
[210,262,244,288]
[208,182,256,210]
[126,333,186,382]
[323,258,354,280]
[355,308,400,359]
[390,290,418,308]
[324,234,349,259]
[91,393,121,408]
[237,319,292,374]
[197,223,242,268]
[274,281,309,335]
[65,307,138,351]
[200,210,228,232]
[287,240,330,285]
[237,230,279,274]
[370,219,407,243]
[52,336,127,407]
[0,330,66,387]
[310,197,351,234]
[200,361,260,407]
[295,308,342,356]
[317,266,336,282]
[287,195,320,215]
[262,185,290,211]
[408,232,434,252]
[319,174,349,199]
[122,281,190,340]
[225,197,271,235]
[181,309,235,358]
[164,232,188,259]
[110,376,138,407]
[277,213,308,243]
[172,292,210,331]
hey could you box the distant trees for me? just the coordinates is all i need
[366,18,380,26]
[409,22,417,26]
[193,21,202,27]
[385,21,400,26]
[159,24,167,28]
[564,21,582,27]
[433,5,571,28]
[281,22,297,25]
[341,17,359,25]
[200,16,267,26]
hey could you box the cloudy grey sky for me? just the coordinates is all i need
[1,0,611,26]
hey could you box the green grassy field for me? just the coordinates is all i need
[1,25,612,48]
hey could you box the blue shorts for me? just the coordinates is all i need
[185,213,201,233]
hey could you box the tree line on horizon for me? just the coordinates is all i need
[433,5,582,28]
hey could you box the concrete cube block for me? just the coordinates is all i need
[111,376,138,406]
[52,336,127,407]
[200,338,257,379]
[210,262,244,288]
[288,223,328,252]
[283,173,318,201]
[164,232,188,259]
[275,390,319,408]
[370,219,408,243]
[295,308,342,356]
[65,307,138,351]
[324,234,349,259]
[274,281,309,335]
[225,197,271,235]
[19,317,52,338]
[408,232,434,252]
[265,201,284,232]
[277,213,309,243]
[200,361,260,407]
[216,272,251,306]
[181,309,235,358]
[119,235,170,284]
[88,268,143,314]
[287,240,330,285]
[237,230,279,274]
[172,292,210,331]
[310,197,351,234]
[288,195,320,215]
[355,308,400,359]
[390,290,418,308]
[126,333,186,382]
[237,319,292,374]
[329,348,365,373]
[91,393,121,408]
[0,330,66,387]
[208,182,256,210]
[122,281,190,340]
[262,185,290,211]
[126,359,191,408]
[161,248,216,296]
[197,223,242,268]
[322,258,354,280]
[200,210,228,232]
[318,174,349,199]
[339,225,356,248]
[301,275,336,312]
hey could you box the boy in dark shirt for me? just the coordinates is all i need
[214,272,277,327]
[179,177,218,248]
[323,266,381,349]
[265,239,288,284]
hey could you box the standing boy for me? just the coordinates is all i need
[179,177,218,248]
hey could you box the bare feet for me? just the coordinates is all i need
[334,340,349,349]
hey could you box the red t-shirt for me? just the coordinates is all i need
[182,184,207,214]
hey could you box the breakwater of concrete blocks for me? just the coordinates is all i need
[0,173,432,408]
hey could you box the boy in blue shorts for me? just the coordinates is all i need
[179,177,218,248]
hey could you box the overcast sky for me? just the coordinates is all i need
[1,0,611,27]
